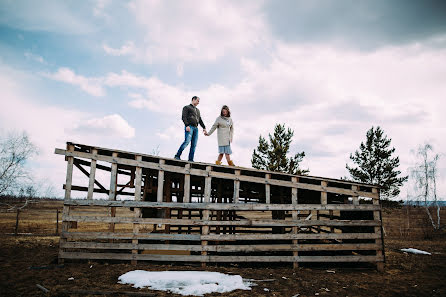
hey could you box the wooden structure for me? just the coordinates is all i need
[56,142,384,270]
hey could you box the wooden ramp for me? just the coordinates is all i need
[55,142,384,270]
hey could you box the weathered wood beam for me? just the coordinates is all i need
[63,199,381,211]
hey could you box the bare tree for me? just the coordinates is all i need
[0,131,38,196]
[410,144,442,230]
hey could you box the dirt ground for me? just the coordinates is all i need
[0,199,445,297]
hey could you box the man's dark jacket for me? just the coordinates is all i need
[182,104,206,129]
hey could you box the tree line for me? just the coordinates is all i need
[251,124,443,230]
[0,125,442,229]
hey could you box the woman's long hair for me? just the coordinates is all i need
[220,105,231,117]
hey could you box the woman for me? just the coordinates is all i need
[205,105,234,166]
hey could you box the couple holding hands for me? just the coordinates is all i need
[174,96,234,166]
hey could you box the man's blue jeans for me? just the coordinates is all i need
[175,125,199,161]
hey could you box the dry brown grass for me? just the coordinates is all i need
[0,199,445,296]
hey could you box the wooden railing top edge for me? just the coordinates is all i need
[64,142,379,188]
[60,142,380,189]
[63,199,381,210]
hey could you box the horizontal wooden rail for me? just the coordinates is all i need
[63,199,380,211]
[55,149,378,199]
[59,251,384,263]
[63,215,381,227]
[60,241,382,252]
[61,231,380,241]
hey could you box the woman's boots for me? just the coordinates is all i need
[216,160,234,166]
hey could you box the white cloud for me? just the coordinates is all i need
[93,0,111,19]
[74,114,135,139]
[24,52,46,64]
[113,0,269,64]
[103,41,135,56]
[44,67,105,97]
[104,71,189,114]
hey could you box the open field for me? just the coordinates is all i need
[0,199,445,297]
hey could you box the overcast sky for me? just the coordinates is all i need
[1,0,445,199]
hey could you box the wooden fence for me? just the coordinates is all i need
[56,142,384,270]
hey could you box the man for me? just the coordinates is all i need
[174,96,207,162]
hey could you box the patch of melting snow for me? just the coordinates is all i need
[400,248,431,255]
[118,270,251,296]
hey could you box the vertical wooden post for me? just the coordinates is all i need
[184,164,191,234]
[132,155,142,265]
[184,164,191,203]
[178,175,185,234]
[165,173,172,234]
[319,181,328,233]
[292,177,299,268]
[321,181,332,233]
[56,209,59,235]
[216,180,222,234]
[157,160,165,203]
[373,187,384,272]
[202,166,212,267]
[352,185,359,205]
[109,152,118,200]
[265,173,271,204]
[60,143,74,264]
[233,170,240,203]
[109,152,118,234]
[87,149,97,200]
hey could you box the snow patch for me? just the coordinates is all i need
[400,248,431,255]
[118,270,252,296]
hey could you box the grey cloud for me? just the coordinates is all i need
[323,99,375,122]
[291,140,336,159]
[265,0,446,50]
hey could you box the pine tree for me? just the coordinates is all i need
[251,124,308,175]
[346,126,408,198]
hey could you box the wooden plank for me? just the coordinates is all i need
[132,155,142,264]
[204,166,212,203]
[59,251,383,263]
[59,144,74,264]
[373,187,384,271]
[292,176,298,268]
[202,166,212,267]
[352,185,359,205]
[63,215,381,227]
[184,164,191,203]
[265,173,271,204]
[65,185,134,196]
[109,152,118,200]
[201,233,381,240]
[64,145,75,200]
[63,200,381,211]
[321,181,328,205]
[61,231,379,241]
[60,242,382,252]
[157,160,165,203]
[134,156,142,202]
[62,231,201,241]
[233,170,240,203]
[55,149,379,198]
[87,149,98,200]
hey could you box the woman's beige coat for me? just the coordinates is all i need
[207,116,234,147]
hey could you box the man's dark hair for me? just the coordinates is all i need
[191,96,199,101]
